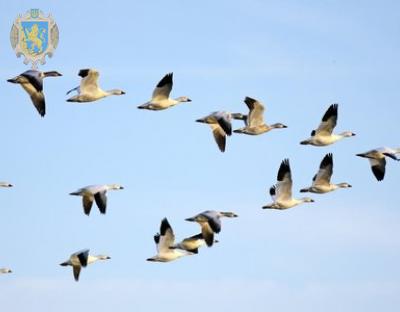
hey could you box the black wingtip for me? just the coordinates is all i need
[78,69,90,78]
[277,159,290,181]
[320,153,333,168]
[160,218,171,235]
[322,103,338,122]
[156,72,173,88]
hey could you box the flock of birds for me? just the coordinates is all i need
[1,67,399,281]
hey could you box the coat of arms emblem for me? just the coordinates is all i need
[10,9,59,68]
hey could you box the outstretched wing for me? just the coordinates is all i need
[313,153,333,185]
[94,192,108,214]
[152,73,173,100]
[244,96,265,127]
[275,159,292,201]
[79,69,100,94]
[315,104,338,136]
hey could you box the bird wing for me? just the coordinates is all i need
[94,191,108,214]
[158,218,175,253]
[21,70,43,92]
[82,195,94,216]
[369,158,386,181]
[202,211,222,233]
[275,159,292,201]
[73,249,90,267]
[79,69,100,94]
[28,89,45,117]
[200,222,215,247]
[73,265,81,282]
[315,104,338,136]
[19,72,45,117]
[215,113,232,135]
[313,153,333,185]
[152,73,173,100]
[210,124,226,152]
[244,96,265,127]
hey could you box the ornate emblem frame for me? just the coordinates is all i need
[10,9,59,69]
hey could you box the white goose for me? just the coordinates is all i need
[300,153,352,193]
[7,69,62,117]
[356,147,400,181]
[66,69,125,102]
[0,268,12,274]
[147,218,194,262]
[70,184,124,215]
[300,104,355,146]
[171,233,219,254]
[233,97,287,135]
[60,249,110,282]
[196,111,233,152]
[185,210,238,247]
[138,73,191,110]
[263,159,314,210]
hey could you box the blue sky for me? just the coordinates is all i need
[0,0,400,311]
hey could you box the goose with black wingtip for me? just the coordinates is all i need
[66,68,125,102]
[263,159,314,210]
[138,72,191,110]
[300,153,352,193]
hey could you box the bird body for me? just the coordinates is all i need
[60,249,110,281]
[70,184,124,215]
[196,111,233,152]
[263,159,314,210]
[300,104,355,146]
[7,69,62,117]
[171,233,218,254]
[185,210,238,247]
[138,73,191,110]
[147,218,194,262]
[0,268,12,274]
[356,147,400,181]
[233,97,287,135]
[300,153,352,194]
[66,69,125,102]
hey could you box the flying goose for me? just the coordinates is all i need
[0,182,13,188]
[70,184,124,215]
[185,210,238,247]
[300,104,355,146]
[196,111,233,152]
[7,69,62,117]
[300,153,352,193]
[356,147,400,181]
[147,218,194,262]
[60,249,110,282]
[233,97,287,135]
[263,159,314,210]
[171,233,219,254]
[0,268,12,274]
[66,69,125,102]
[137,73,191,110]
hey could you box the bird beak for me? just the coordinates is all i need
[120,186,124,189]
[7,78,17,83]
[300,140,308,145]
[187,98,192,102]
[195,119,205,123]
[352,133,356,136]
[121,91,126,95]
[185,217,196,222]
[356,153,365,158]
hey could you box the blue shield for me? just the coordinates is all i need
[21,21,49,55]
